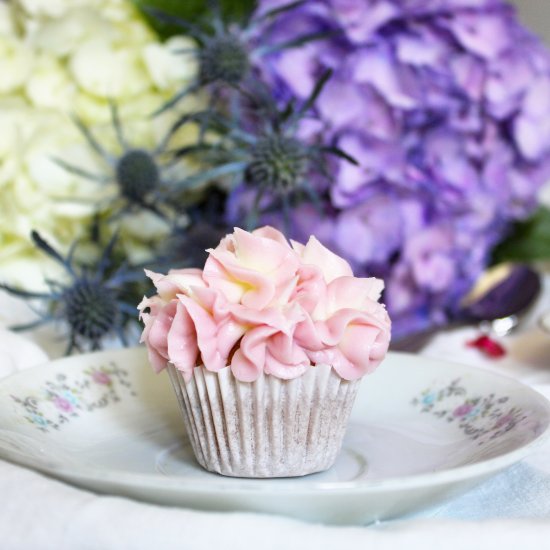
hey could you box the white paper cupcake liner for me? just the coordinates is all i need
[167,363,360,478]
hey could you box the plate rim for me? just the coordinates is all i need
[1,347,549,495]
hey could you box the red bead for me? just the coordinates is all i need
[466,334,507,359]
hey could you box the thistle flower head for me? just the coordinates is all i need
[116,149,160,203]
[0,231,144,353]
[199,34,250,86]
[62,279,119,343]
[246,134,309,193]
[146,1,327,115]
[176,69,356,232]
[54,104,188,220]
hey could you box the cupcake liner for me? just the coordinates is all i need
[167,364,361,478]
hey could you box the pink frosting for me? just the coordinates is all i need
[138,226,391,382]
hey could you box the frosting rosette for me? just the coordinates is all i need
[139,226,391,382]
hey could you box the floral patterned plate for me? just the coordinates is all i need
[0,348,549,525]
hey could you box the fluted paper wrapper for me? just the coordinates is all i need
[167,364,361,478]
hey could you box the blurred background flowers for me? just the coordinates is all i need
[0,0,202,289]
[1,0,549,350]
[238,0,550,337]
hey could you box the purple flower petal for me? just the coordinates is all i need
[353,47,418,110]
[329,0,398,43]
[444,12,511,59]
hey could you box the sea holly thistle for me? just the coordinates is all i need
[2,2,351,353]
[146,1,331,115]
[171,70,358,230]
[54,103,195,223]
[0,232,144,353]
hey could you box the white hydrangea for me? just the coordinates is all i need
[16,0,103,18]
[0,35,34,93]
[0,0,203,290]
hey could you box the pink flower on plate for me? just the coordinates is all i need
[53,396,73,413]
[453,403,474,418]
[91,371,112,386]
[494,414,515,430]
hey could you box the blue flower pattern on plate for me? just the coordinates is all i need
[412,378,528,445]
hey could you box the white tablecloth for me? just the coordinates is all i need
[0,283,549,549]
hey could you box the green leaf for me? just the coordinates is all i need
[493,207,550,263]
[140,5,208,40]
[135,0,256,37]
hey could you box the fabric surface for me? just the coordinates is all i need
[0,283,549,549]
[2,458,550,550]
[423,462,550,520]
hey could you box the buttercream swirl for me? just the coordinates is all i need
[139,226,391,382]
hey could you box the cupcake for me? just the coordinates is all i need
[138,226,391,477]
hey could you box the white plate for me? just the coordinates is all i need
[0,348,549,525]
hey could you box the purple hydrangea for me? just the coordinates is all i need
[228,0,550,337]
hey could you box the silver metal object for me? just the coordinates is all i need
[480,315,520,338]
